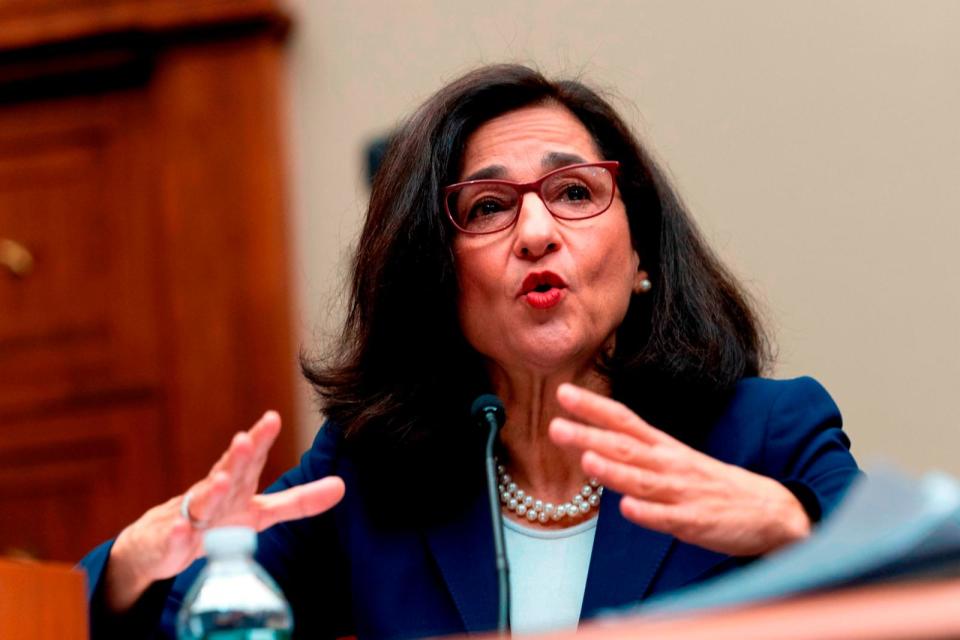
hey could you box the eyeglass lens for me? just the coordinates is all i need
[448,164,615,234]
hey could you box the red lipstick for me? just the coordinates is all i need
[518,271,567,310]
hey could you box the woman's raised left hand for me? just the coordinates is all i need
[549,384,810,556]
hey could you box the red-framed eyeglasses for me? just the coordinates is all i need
[443,161,620,235]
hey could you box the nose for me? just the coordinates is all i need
[512,192,562,260]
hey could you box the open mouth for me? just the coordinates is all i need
[519,271,567,309]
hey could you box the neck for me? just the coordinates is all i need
[488,361,610,506]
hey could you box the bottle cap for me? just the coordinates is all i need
[202,526,257,556]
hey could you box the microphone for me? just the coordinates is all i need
[471,394,510,635]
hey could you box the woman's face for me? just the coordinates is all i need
[453,104,642,376]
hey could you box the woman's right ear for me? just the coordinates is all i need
[634,269,652,294]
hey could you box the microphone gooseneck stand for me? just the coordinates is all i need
[471,394,510,635]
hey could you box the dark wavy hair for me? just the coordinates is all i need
[302,65,770,501]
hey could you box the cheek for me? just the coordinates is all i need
[585,225,638,319]
[587,219,636,283]
[596,259,636,315]
[456,274,485,325]
[454,261,510,359]
[453,241,503,327]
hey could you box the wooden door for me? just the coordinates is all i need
[0,1,298,563]
[0,90,170,561]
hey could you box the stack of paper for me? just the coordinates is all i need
[631,466,960,617]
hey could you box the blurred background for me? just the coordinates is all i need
[1,0,957,562]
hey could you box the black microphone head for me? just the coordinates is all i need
[471,394,505,429]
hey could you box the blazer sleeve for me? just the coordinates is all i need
[757,376,861,522]
[79,422,347,640]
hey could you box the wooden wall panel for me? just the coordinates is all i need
[0,91,160,415]
[0,1,297,562]
[150,34,297,486]
[0,401,167,562]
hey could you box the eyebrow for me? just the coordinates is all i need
[542,151,587,170]
[461,151,589,183]
[463,165,506,181]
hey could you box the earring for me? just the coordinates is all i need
[637,278,652,293]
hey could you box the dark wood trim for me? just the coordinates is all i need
[0,1,291,103]
[0,1,291,53]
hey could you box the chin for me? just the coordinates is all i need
[508,332,596,373]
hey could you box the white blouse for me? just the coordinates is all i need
[502,516,598,634]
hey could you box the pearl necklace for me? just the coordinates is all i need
[496,458,603,525]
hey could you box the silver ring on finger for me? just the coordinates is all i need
[180,489,211,529]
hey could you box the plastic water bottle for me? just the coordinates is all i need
[177,526,293,639]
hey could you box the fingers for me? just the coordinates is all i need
[209,412,279,479]
[179,470,231,525]
[556,384,668,444]
[550,417,664,471]
[254,476,346,530]
[550,388,682,502]
[620,495,684,532]
[582,450,679,502]
[241,411,282,489]
[210,429,253,475]
[191,411,282,521]
[170,413,342,537]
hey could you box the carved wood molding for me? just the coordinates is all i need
[0,0,291,105]
[0,0,290,53]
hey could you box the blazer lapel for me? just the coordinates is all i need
[424,489,498,634]
[580,488,675,619]
[423,485,676,630]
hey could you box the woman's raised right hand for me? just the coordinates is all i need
[103,411,345,612]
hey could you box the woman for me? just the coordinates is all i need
[81,65,858,639]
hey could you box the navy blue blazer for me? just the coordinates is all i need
[81,376,859,639]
